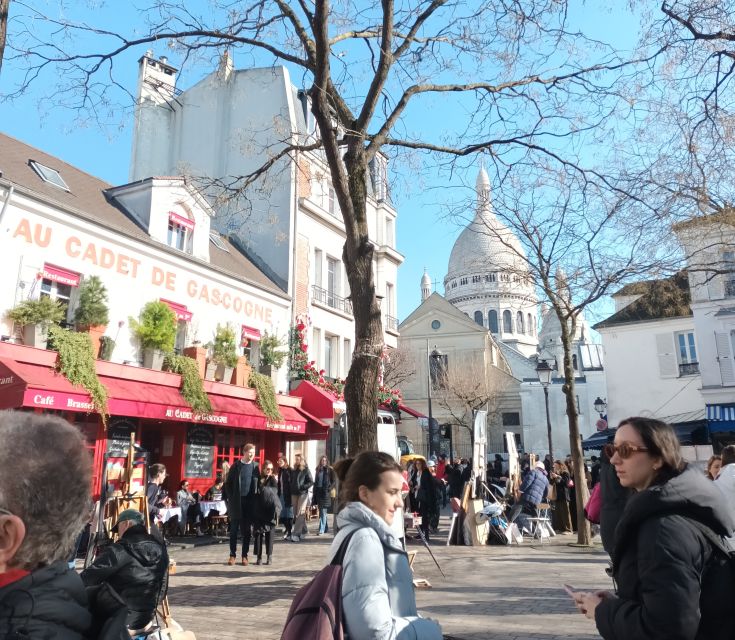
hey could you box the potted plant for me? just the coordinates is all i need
[258,331,287,381]
[206,323,239,382]
[129,301,177,370]
[6,297,66,348]
[74,275,110,358]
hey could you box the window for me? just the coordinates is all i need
[502,412,521,426]
[451,281,457,289]
[488,310,499,333]
[474,310,484,326]
[500,273,510,282]
[174,320,188,355]
[385,218,394,247]
[167,219,192,253]
[430,353,448,390]
[327,257,339,304]
[472,275,481,283]
[312,327,322,369]
[328,187,337,216]
[30,160,70,191]
[325,335,336,378]
[209,232,229,253]
[343,338,352,377]
[314,249,323,287]
[516,311,525,334]
[385,283,394,317]
[40,279,73,322]
[527,313,533,336]
[503,310,513,333]
[460,277,468,285]
[724,251,735,298]
[676,331,699,375]
[487,272,497,282]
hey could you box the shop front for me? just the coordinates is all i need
[0,341,327,497]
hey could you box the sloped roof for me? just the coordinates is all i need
[0,132,287,297]
[593,272,691,329]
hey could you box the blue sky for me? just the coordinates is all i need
[0,1,640,324]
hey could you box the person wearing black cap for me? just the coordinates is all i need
[82,508,169,634]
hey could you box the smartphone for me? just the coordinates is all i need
[563,583,576,597]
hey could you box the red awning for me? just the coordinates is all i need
[290,380,338,420]
[160,299,193,322]
[168,210,195,231]
[40,263,80,287]
[241,325,261,343]
[398,403,426,418]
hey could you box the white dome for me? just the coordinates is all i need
[445,169,530,285]
[421,270,432,287]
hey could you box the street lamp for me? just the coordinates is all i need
[426,343,443,458]
[536,359,554,463]
[593,397,607,417]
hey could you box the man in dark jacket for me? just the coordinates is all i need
[224,443,260,565]
[0,412,128,640]
[509,461,549,522]
[82,509,169,633]
[289,452,313,542]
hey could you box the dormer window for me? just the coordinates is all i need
[167,210,194,253]
[30,160,70,191]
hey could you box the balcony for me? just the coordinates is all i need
[679,362,700,376]
[385,314,399,332]
[312,285,353,315]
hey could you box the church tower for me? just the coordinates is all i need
[421,269,432,301]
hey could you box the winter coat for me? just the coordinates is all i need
[256,476,282,527]
[224,459,260,520]
[313,465,336,509]
[277,465,293,498]
[714,462,735,510]
[519,468,548,506]
[146,482,163,521]
[599,448,631,555]
[551,471,571,502]
[329,502,443,640]
[0,561,128,640]
[417,468,436,508]
[81,524,169,631]
[595,465,735,640]
[290,465,314,496]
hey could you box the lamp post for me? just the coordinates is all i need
[536,359,554,463]
[593,397,608,432]
[426,342,442,458]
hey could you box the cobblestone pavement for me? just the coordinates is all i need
[165,523,610,640]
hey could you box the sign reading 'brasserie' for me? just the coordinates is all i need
[184,424,215,478]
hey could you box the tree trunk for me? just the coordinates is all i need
[559,314,591,545]
[0,0,8,76]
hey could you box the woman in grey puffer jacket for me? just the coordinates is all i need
[329,451,443,640]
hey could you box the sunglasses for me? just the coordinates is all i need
[0,507,13,517]
[265,467,274,472]
[604,443,649,459]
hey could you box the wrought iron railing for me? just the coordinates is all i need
[679,362,700,376]
[312,285,353,315]
[385,314,399,332]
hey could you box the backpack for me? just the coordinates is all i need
[280,530,356,640]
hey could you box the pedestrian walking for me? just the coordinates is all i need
[224,443,260,566]
[415,458,436,540]
[313,455,335,535]
[329,451,443,640]
[571,417,735,639]
[253,460,280,565]
[289,452,313,542]
[276,455,294,539]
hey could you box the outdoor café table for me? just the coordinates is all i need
[199,500,227,518]
[156,507,181,524]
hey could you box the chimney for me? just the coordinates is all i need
[136,51,179,105]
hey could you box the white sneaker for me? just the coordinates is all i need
[282,533,290,540]
[291,535,301,542]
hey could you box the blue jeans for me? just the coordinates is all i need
[318,506,329,533]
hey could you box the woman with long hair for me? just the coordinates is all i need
[414,458,435,541]
[549,460,573,534]
[313,455,335,535]
[253,460,280,565]
[571,417,735,639]
[276,455,294,540]
[330,451,442,640]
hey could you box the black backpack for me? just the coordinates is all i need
[280,530,357,640]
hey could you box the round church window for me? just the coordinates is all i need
[431,320,441,330]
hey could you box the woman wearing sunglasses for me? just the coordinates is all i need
[572,417,735,639]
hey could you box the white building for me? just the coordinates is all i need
[129,52,403,385]
[593,273,704,433]
[675,214,735,446]
[402,168,607,458]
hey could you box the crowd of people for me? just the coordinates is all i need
[3,409,735,640]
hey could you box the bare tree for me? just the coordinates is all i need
[0,0,9,75]
[5,1,651,455]
[381,346,417,392]
[433,354,512,449]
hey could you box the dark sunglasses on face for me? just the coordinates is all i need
[265,467,273,472]
[604,443,649,460]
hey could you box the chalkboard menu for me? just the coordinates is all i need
[185,424,215,478]
[107,418,137,457]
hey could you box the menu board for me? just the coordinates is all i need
[184,424,215,478]
[107,418,137,457]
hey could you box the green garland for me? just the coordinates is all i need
[164,354,212,416]
[48,326,109,423]
[249,371,282,423]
